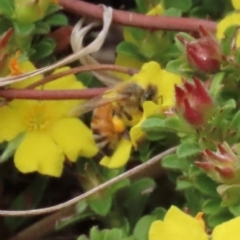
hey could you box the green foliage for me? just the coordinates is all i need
[164,0,192,13]
[0,0,14,17]
[31,37,56,61]
[5,176,48,232]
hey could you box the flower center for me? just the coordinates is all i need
[23,102,55,131]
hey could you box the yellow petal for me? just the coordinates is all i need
[217,13,240,40]
[43,67,86,116]
[0,102,25,142]
[147,4,164,16]
[157,69,182,108]
[232,0,240,10]
[50,118,98,161]
[163,206,208,240]
[130,101,161,148]
[149,206,209,240]
[14,131,64,177]
[44,66,85,90]
[212,216,240,240]
[114,53,143,81]
[149,220,165,240]
[132,61,162,87]
[10,61,43,89]
[100,138,132,168]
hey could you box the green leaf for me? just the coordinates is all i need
[88,190,112,216]
[202,198,222,214]
[118,178,156,227]
[230,110,240,128]
[31,37,56,60]
[221,25,238,56]
[166,58,193,76]
[0,133,24,163]
[0,0,14,17]
[5,175,48,232]
[46,3,63,15]
[209,72,225,98]
[76,200,88,214]
[90,226,100,240]
[34,21,50,34]
[88,227,125,240]
[194,174,218,197]
[217,184,240,207]
[135,0,160,13]
[164,0,192,12]
[116,41,145,60]
[207,209,233,228]
[141,117,165,131]
[142,116,194,134]
[229,204,240,217]
[105,229,125,240]
[175,32,194,52]
[133,215,156,240]
[45,13,68,26]
[221,99,236,110]
[177,142,201,158]
[162,154,194,171]
[77,235,88,240]
[13,21,35,36]
[185,188,203,215]
[151,207,166,220]
[176,179,193,190]
[163,7,182,17]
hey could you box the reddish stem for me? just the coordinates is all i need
[59,0,217,32]
[0,88,107,100]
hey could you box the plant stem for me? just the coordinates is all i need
[59,0,217,32]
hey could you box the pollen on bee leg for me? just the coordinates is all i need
[112,115,125,133]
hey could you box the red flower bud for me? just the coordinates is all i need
[196,143,240,184]
[177,26,222,73]
[175,78,213,126]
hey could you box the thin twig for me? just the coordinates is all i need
[0,146,177,216]
[60,0,217,32]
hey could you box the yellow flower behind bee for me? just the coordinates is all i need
[100,61,182,168]
[130,61,182,147]
[0,57,98,177]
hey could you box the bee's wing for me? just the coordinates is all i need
[69,93,124,116]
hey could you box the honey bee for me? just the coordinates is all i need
[71,81,159,156]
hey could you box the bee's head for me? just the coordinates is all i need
[142,84,158,103]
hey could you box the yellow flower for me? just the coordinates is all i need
[100,138,132,168]
[212,216,240,240]
[149,206,240,240]
[149,206,208,240]
[232,0,240,10]
[100,62,181,168]
[147,4,164,16]
[217,13,240,46]
[1,59,98,177]
[130,62,182,147]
